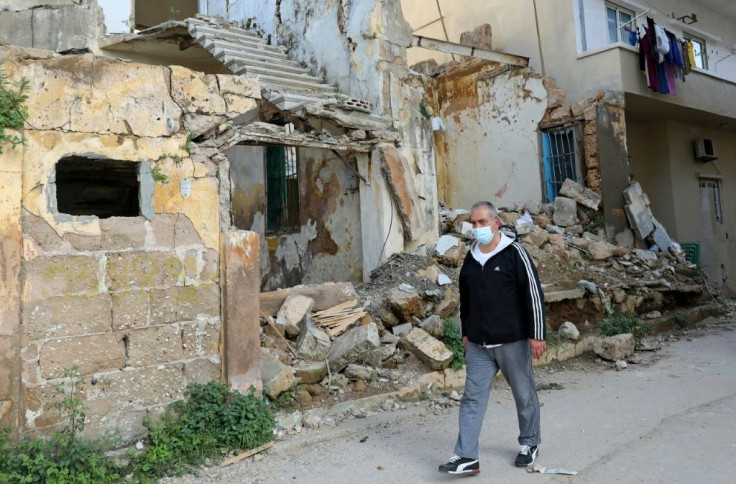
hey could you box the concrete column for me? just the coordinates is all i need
[596,104,631,242]
[220,230,262,393]
[0,142,23,435]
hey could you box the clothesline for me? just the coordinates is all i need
[638,17,696,96]
[618,10,650,32]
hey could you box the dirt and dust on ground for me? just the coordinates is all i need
[165,306,736,484]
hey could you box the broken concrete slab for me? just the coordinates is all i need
[403,328,454,371]
[559,178,602,211]
[623,182,656,239]
[525,226,550,248]
[261,356,297,399]
[326,322,380,372]
[296,317,331,361]
[553,196,578,227]
[260,282,358,316]
[364,342,397,368]
[594,333,635,361]
[276,294,315,338]
[436,239,466,267]
[436,287,460,318]
[651,220,673,251]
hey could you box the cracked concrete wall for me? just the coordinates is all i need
[228,144,363,291]
[0,45,260,440]
[0,1,106,52]
[432,61,548,210]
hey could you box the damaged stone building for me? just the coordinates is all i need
[0,0,441,440]
[0,0,731,442]
[402,0,736,296]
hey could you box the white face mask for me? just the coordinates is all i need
[473,224,494,244]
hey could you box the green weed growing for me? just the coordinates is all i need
[441,317,466,371]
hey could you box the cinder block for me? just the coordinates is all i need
[105,251,183,290]
[24,255,100,301]
[177,284,220,320]
[97,364,187,413]
[181,320,221,358]
[183,358,222,384]
[111,290,149,330]
[23,294,112,340]
[40,333,125,380]
[125,326,184,367]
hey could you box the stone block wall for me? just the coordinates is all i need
[0,45,261,440]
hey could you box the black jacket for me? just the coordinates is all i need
[459,238,546,345]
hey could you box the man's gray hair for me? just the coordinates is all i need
[471,201,498,218]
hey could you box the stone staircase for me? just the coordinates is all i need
[187,18,345,98]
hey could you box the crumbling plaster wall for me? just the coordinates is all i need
[0,45,260,440]
[431,61,548,210]
[228,145,363,291]
[229,0,439,262]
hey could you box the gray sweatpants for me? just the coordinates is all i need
[454,339,541,459]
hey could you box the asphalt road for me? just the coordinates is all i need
[169,313,736,484]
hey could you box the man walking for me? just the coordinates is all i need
[439,201,546,475]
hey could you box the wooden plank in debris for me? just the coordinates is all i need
[220,441,274,467]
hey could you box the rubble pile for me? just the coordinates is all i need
[259,179,713,423]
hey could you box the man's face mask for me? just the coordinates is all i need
[473,223,495,244]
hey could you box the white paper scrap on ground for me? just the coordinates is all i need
[526,464,578,475]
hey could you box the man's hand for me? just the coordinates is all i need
[530,339,546,359]
[462,336,468,349]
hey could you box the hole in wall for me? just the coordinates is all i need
[55,156,141,218]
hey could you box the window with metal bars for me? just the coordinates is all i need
[541,127,583,203]
[266,143,300,233]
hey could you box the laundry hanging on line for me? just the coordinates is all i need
[637,17,694,96]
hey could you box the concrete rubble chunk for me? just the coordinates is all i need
[403,328,454,371]
[327,322,380,372]
[577,280,598,294]
[419,314,445,338]
[435,234,460,256]
[436,287,460,318]
[558,322,580,341]
[276,294,315,338]
[437,274,452,286]
[559,178,602,211]
[260,282,357,316]
[416,263,441,282]
[615,359,628,370]
[589,241,613,260]
[525,226,550,248]
[594,333,635,361]
[296,317,331,361]
[437,241,466,267]
[261,356,297,399]
[553,196,578,227]
[388,287,426,321]
[545,224,565,235]
[633,249,658,264]
[344,364,376,381]
[292,360,328,384]
[364,342,397,367]
[392,322,413,337]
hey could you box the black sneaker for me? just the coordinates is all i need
[439,455,480,475]
[515,445,538,467]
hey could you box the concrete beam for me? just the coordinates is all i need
[410,35,529,67]
[221,230,262,394]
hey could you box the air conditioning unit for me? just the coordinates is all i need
[694,138,718,163]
